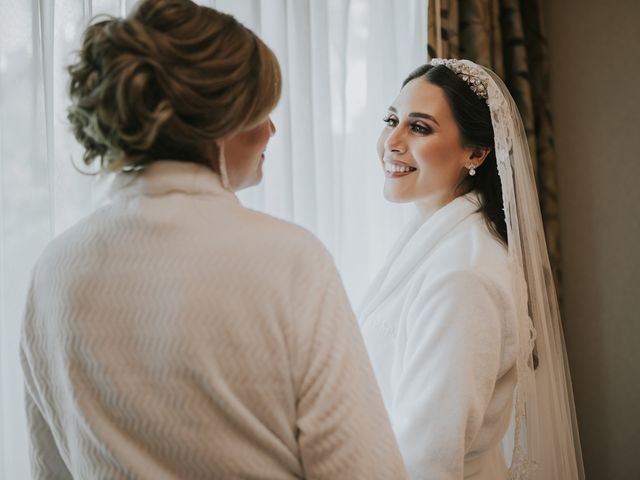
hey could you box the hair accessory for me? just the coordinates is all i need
[429,58,488,101]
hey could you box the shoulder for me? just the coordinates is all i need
[407,213,514,320]
[404,268,514,366]
[408,215,517,342]
[410,268,506,318]
[238,207,325,250]
[189,204,340,294]
[33,206,111,276]
[427,211,511,292]
[234,207,335,271]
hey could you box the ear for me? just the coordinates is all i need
[467,146,491,167]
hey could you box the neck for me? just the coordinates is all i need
[414,190,457,221]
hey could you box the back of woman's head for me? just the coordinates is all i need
[403,63,507,244]
[68,0,281,172]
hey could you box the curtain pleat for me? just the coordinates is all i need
[519,0,562,291]
[38,0,57,236]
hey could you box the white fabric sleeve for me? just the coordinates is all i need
[22,384,72,480]
[21,276,72,480]
[294,250,408,480]
[391,271,505,480]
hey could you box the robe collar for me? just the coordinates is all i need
[358,193,481,321]
[109,160,239,203]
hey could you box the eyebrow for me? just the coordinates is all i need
[388,106,440,126]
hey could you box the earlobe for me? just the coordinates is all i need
[470,147,491,167]
[463,147,490,177]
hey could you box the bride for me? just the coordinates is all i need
[358,58,584,480]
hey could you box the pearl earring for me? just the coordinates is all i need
[468,164,476,176]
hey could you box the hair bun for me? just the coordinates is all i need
[68,0,281,172]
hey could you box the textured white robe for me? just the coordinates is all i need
[20,160,408,480]
[358,193,519,480]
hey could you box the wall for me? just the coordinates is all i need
[545,0,640,478]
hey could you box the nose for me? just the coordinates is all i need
[268,118,276,137]
[384,126,405,154]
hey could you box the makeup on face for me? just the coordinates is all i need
[377,79,470,207]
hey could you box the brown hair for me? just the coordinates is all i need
[67,0,281,172]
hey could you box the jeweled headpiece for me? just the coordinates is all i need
[429,58,488,101]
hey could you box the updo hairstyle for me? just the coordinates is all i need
[67,0,281,172]
[403,64,507,244]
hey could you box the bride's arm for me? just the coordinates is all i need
[391,270,508,480]
[20,276,73,479]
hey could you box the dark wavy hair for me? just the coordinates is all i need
[67,0,281,173]
[403,64,507,244]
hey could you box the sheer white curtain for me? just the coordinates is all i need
[0,0,426,477]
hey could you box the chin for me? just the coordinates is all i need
[232,169,263,191]
[383,185,413,204]
[252,169,263,187]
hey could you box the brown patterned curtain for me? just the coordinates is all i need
[427,0,562,295]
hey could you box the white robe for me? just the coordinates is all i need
[20,160,408,480]
[358,193,519,480]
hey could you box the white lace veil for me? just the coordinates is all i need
[430,59,584,479]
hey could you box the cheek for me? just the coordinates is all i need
[229,126,270,165]
[251,120,274,148]
[244,127,269,148]
[413,137,460,170]
[376,130,387,158]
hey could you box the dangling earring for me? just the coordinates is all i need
[468,164,477,176]
[217,141,232,190]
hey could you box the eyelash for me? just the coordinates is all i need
[382,115,398,127]
[410,123,431,135]
[382,115,432,135]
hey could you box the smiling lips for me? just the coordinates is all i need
[383,161,417,178]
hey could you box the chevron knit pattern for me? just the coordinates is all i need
[20,161,408,480]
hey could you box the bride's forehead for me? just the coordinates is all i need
[391,79,448,113]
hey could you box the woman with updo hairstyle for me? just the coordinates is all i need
[20,1,407,478]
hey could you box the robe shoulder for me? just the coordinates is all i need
[421,212,510,290]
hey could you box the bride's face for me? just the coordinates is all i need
[377,78,474,206]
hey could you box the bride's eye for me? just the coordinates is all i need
[410,123,432,135]
[382,115,398,127]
